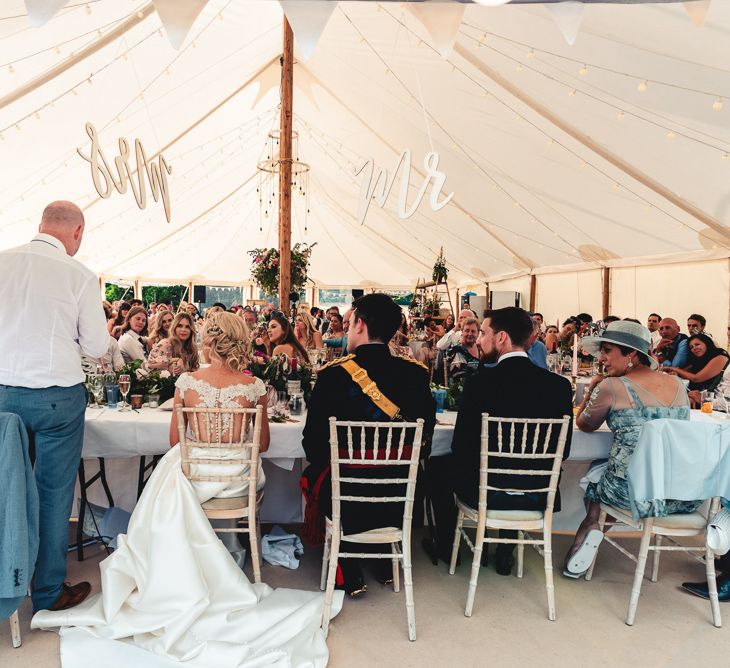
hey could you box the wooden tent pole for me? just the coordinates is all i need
[278,19,294,314]
[529,274,537,313]
[602,268,611,319]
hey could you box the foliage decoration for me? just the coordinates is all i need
[248,242,317,297]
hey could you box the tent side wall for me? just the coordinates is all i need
[536,270,603,327]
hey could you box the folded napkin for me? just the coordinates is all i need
[261,525,304,569]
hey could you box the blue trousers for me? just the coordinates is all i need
[0,384,85,611]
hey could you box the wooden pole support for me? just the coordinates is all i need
[529,274,537,313]
[602,267,611,319]
[278,19,294,314]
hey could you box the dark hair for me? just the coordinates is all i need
[603,315,621,323]
[532,312,543,319]
[310,307,319,317]
[269,313,310,363]
[212,302,227,310]
[113,301,132,327]
[623,318,640,324]
[688,313,707,328]
[687,333,727,373]
[648,313,662,320]
[129,299,144,307]
[120,305,148,336]
[329,313,344,327]
[352,293,402,343]
[576,313,593,324]
[483,307,533,348]
[611,343,651,367]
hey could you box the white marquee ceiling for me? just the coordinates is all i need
[0,0,728,288]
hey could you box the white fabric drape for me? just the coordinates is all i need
[32,446,342,668]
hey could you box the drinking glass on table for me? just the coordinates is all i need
[700,390,714,414]
[89,374,105,409]
[118,374,132,412]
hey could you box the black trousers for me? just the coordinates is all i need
[426,454,546,555]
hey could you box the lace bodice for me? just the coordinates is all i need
[176,373,266,408]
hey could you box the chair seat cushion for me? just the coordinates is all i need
[202,490,263,512]
[602,504,707,531]
[455,496,544,522]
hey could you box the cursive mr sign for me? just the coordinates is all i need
[355,150,453,225]
[77,122,173,222]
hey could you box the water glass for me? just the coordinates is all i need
[289,391,304,416]
[432,387,447,413]
[105,384,119,408]
[701,390,714,414]
[88,374,105,409]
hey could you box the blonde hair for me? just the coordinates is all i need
[203,312,251,372]
[296,306,319,347]
[205,305,224,320]
[169,312,200,371]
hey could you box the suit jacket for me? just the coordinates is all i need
[451,354,573,510]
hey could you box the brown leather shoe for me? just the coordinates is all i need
[49,582,92,611]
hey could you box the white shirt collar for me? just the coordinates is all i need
[32,233,65,253]
[497,351,528,364]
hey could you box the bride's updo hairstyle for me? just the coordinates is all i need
[203,312,252,372]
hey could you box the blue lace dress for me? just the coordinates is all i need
[582,376,701,515]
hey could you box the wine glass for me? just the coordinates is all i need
[89,374,105,409]
[118,374,131,412]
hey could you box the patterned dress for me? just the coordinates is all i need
[583,376,701,516]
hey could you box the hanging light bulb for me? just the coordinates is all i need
[526,49,535,60]
[617,111,625,120]
[667,131,676,140]
[713,98,724,111]
[722,153,729,161]
[85,4,91,14]
[568,89,577,97]
[8,64,14,74]
[637,80,648,93]
[515,64,523,73]
[579,65,588,76]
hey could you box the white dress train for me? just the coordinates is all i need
[32,439,343,667]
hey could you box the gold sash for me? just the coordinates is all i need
[340,359,401,420]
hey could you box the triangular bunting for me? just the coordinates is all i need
[250,60,321,111]
[24,0,68,28]
[279,1,337,62]
[408,2,466,59]
[683,0,711,27]
[546,1,584,46]
[152,0,210,50]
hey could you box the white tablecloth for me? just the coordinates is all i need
[80,407,613,529]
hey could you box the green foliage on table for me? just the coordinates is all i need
[249,353,314,405]
[430,379,463,411]
[117,360,177,402]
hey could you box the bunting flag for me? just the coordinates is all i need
[683,0,712,27]
[279,1,337,62]
[24,0,68,28]
[152,0,210,50]
[251,59,321,110]
[546,1,585,46]
[408,2,466,59]
[472,0,512,6]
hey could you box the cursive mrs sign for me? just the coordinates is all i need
[77,122,173,222]
[355,150,454,225]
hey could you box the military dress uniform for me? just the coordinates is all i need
[301,343,436,542]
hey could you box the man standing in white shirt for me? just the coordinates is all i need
[0,201,109,612]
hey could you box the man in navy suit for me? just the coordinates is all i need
[425,307,573,575]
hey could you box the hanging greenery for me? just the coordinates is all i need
[432,247,448,283]
[248,242,316,297]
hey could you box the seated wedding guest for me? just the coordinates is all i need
[564,321,699,577]
[263,313,310,363]
[544,325,560,353]
[310,306,323,331]
[647,313,662,350]
[688,313,712,339]
[446,317,481,382]
[302,293,435,595]
[95,335,124,373]
[391,311,410,347]
[323,308,352,353]
[665,333,729,392]
[109,301,131,336]
[444,313,456,333]
[559,317,578,344]
[118,305,148,363]
[241,308,257,330]
[436,309,475,352]
[526,319,548,369]
[425,307,572,573]
[295,307,324,350]
[129,298,144,308]
[323,313,344,340]
[603,315,621,324]
[531,312,544,339]
[147,309,174,351]
[148,312,200,375]
[654,317,688,368]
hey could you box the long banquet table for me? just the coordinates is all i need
[79,407,614,530]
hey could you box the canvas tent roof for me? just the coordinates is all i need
[0,0,729,292]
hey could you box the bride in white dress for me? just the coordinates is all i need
[33,312,342,668]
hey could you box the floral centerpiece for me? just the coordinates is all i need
[248,242,317,297]
[432,247,448,283]
[249,353,314,406]
[118,360,177,402]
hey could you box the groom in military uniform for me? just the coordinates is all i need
[301,293,436,595]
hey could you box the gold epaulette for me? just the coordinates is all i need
[397,355,429,371]
[319,353,355,371]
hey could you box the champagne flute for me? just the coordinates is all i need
[90,374,105,409]
[118,374,131,412]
